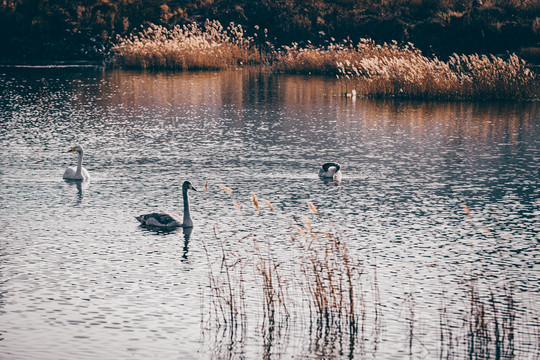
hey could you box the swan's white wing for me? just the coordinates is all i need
[63,166,90,180]
[63,167,77,179]
[81,167,91,180]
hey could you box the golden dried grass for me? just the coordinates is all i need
[112,20,538,100]
[218,184,233,195]
[112,20,262,70]
[203,190,529,357]
[251,191,261,214]
[274,39,539,100]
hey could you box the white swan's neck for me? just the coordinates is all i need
[76,151,84,177]
[182,187,193,227]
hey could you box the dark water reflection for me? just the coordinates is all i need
[0,67,538,359]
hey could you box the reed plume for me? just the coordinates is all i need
[112,20,262,70]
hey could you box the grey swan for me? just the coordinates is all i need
[136,181,197,228]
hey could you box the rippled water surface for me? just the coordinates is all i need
[0,67,538,359]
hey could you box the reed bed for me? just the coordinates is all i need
[202,184,540,359]
[274,39,539,100]
[113,21,538,100]
[201,185,386,357]
[200,185,538,358]
[292,220,365,333]
[111,20,262,70]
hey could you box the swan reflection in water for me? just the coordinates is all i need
[181,227,192,260]
[64,178,90,203]
[137,221,193,260]
[321,177,342,187]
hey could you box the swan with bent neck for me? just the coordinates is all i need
[63,145,90,180]
[318,162,342,181]
[136,181,197,229]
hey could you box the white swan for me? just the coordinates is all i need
[318,162,342,181]
[136,181,197,229]
[63,145,90,180]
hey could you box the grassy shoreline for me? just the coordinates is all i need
[111,21,539,101]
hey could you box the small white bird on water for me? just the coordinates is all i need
[63,145,90,180]
[136,181,197,229]
[318,162,342,181]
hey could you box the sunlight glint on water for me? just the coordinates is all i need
[0,67,538,359]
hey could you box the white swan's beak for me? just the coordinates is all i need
[68,147,76,152]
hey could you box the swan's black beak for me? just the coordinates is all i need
[191,186,198,192]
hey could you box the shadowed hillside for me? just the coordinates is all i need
[0,0,539,63]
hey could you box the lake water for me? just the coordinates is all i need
[0,67,538,359]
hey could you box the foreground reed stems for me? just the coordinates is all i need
[438,279,519,359]
[467,281,516,359]
[253,237,290,331]
[201,186,537,358]
[202,226,248,330]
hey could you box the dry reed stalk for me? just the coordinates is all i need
[202,234,226,324]
[463,280,518,359]
[251,191,261,214]
[218,184,233,195]
[261,198,275,211]
[307,201,318,214]
[202,226,247,329]
[252,238,290,328]
[293,224,363,333]
[232,199,242,213]
[439,288,456,358]
[300,215,312,234]
[461,204,492,235]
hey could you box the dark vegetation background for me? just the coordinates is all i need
[1,0,539,63]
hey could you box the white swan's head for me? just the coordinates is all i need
[182,181,197,192]
[68,145,84,154]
